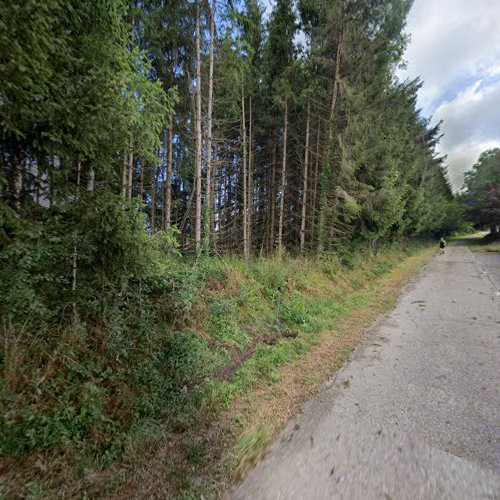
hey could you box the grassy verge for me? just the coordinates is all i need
[113,243,434,498]
[460,232,500,252]
[1,242,434,498]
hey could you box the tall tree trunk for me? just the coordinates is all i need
[139,158,144,201]
[211,145,218,250]
[165,118,173,228]
[278,98,288,257]
[269,142,277,254]
[300,103,311,254]
[319,31,343,252]
[179,183,195,240]
[121,148,127,198]
[311,118,321,245]
[127,141,133,199]
[241,81,249,261]
[125,10,136,201]
[11,150,22,211]
[248,95,253,258]
[151,164,157,235]
[194,0,203,255]
[329,32,343,121]
[224,145,231,237]
[71,155,82,323]
[215,149,222,253]
[203,0,215,254]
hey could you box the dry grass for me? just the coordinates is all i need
[1,246,434,499]
[223,249,433,477]
[116,247,434,499]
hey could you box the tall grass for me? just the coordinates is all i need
[0,239,430,497]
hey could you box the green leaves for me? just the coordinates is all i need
[464,149,500,228]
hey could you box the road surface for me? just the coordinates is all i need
[229,243,500,499]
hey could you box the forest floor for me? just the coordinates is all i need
[228,239,500,499]
[118,245,437,498]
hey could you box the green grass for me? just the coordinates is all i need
[0,240,434,498]
[234,425,271,480]
[461,232,500,252]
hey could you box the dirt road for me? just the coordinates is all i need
[230,243,500,499]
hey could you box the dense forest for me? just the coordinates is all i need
[1,0,459,259]
[0,0,472,496]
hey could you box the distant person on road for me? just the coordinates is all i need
[439,237,446,254]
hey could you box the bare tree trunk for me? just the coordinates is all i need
[127,141,133,199]
[248,95,253,258]
[11,151,22,211]
[278,98,288,257]
[151,164,157,235]
[211,147,217,251]
[311,118,321,245]
[269,143,277,254]
[139,158,144,201]
[74,157,81,197]
[121,148,127,198]
[300,103,311,254]
[319,31,343,252]
[179,183,195,238]
[194,0,203,255]
[215,149,222,253]
[241,82,249,261]
[203,0,215,254]
[329,33,343,121]
[165,118,173,228]
[71,156,81,323]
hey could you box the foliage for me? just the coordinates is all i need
[463,149,500,230]
[0,0,468,495]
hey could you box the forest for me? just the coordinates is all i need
[0,0,480,497]
[1,0,461,258]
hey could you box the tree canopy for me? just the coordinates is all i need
[0,0,464,320]
[463,148,500,232]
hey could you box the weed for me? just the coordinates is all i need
[234,426,271,479]
[0,241,434,497]
[185,440,205,466]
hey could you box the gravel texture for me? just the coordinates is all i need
[229,243,500,500]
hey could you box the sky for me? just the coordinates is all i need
[263,0,500,191]
[399,0,500,191]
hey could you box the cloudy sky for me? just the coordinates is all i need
[400,0,500,190]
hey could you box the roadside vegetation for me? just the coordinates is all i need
[462,233,500,253]
[1,0,491,497]
[1,240,433,497]
[462,149,500,240]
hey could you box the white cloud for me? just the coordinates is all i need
[436,78,500,147]
[435,77,500,189]
[442,140,499,190]
[401,0,500,111]
[399,0,500,190]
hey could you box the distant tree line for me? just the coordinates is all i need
[463,149,500,235]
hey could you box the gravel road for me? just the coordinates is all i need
[229,243,500,500]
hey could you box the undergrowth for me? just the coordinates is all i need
[0,236,431,497]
